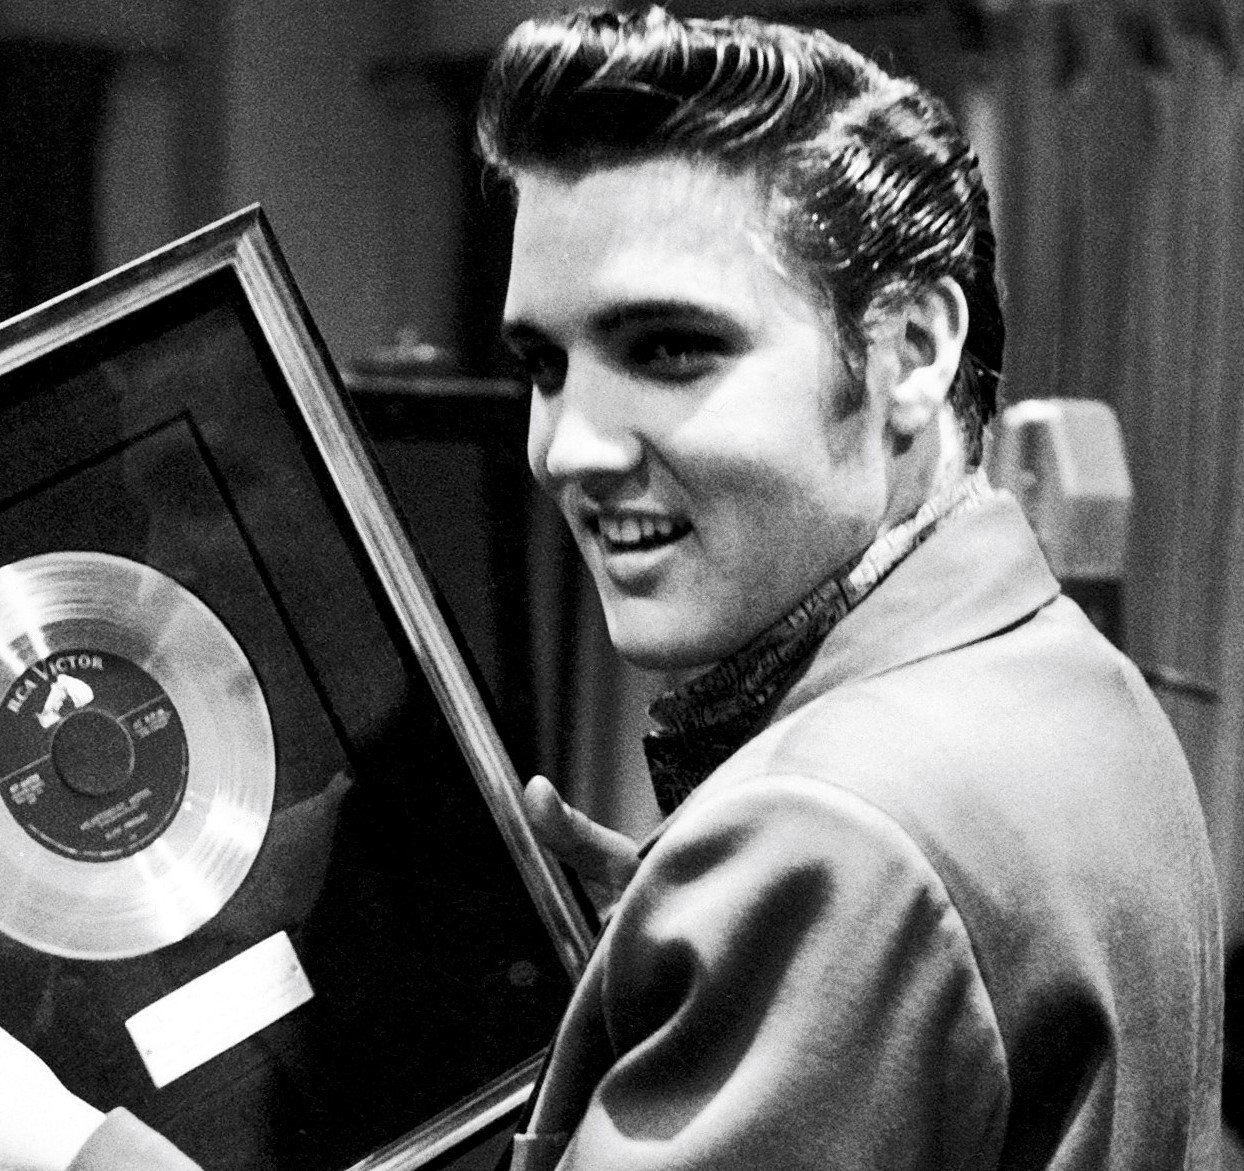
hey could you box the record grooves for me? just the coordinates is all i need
[0,551,275,961]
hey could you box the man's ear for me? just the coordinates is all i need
[872,277,969,439]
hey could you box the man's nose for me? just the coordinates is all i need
[531,369,642,487]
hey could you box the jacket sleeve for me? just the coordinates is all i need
[68,1110,202,1171]
[555,775,1011,1170]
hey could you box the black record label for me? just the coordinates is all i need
[0,649,188,861]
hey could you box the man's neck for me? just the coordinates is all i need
[881,403,970,539]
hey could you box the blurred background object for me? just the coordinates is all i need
[987,398,1133,645]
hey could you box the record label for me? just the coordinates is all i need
[0,649,189,861]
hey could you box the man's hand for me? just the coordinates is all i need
[0,1028,104,1171]
[523,775,640,920]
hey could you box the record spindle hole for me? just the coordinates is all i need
[50,709,136,798]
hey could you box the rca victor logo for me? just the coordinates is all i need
[5,653,105,719]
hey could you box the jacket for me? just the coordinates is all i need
[512,492,1223,1170]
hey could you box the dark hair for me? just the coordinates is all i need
[477,6,1003,465]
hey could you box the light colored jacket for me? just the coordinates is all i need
[513,492,1223,1170]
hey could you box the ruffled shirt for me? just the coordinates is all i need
[643,469,996,814]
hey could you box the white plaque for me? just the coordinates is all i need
[125,931,314,1088]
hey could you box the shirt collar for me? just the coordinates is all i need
[643,469,996,814]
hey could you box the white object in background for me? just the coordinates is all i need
[986,398,1133,580]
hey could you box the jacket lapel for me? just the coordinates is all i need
[771,491,1059,722]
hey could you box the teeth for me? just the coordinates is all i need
[598,514,681,548]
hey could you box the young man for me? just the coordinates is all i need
[1,7,1223,1169]
[480,8,1222,1169]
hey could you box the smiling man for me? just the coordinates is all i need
[481,8,1223,1170]
[0,7,1223,1171]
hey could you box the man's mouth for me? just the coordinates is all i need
[589,512,692,553]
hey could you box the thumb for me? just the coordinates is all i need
[523,775,640,888]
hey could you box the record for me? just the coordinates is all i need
[0,551,275,960]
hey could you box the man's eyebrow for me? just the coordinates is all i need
[502,301,743,353]
[595,300,740,334]
[500,320,553,353]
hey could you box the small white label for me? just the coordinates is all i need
[125,931,314,1088]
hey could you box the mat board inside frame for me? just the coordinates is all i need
[0,206,592,1171]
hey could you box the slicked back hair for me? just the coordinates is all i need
[477,7,1004,465]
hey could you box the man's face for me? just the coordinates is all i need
[504,157,891,671]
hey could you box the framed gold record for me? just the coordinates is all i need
[0,208,592,1171]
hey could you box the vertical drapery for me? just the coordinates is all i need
[991,0,1244,937]
[0,41,114,320]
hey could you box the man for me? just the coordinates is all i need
[1,7,1222,1169]
[479,8,1222,1169]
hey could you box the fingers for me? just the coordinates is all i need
[524,775,640,887]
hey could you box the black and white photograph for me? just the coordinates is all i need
[0,1,1238,1168]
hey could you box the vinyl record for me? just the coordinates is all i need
[0,551,275,960]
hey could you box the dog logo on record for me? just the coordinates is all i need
[36,673,94,729]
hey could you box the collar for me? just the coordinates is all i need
[643,470,998,814]
[770,488,1059,724]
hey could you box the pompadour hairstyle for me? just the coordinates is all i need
[477,6,1003,464]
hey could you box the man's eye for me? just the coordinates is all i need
[520,348,567,394]
[629,331,728,380]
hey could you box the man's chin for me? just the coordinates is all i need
[602,611,730,676]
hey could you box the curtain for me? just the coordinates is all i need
[991,0,1244,938]
[0,41,115,321]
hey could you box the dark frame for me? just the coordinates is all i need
[0,206,592,1170]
